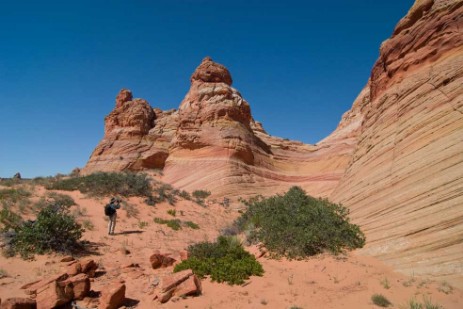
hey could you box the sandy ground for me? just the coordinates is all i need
[1,185,462,308]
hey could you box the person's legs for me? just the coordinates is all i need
[110,212,117,234]
[107,216,112,235]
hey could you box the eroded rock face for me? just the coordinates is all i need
[84,57,357,197]
[331,0,463,288]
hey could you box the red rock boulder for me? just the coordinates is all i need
[99,283,126,309]
[149,251,176,269]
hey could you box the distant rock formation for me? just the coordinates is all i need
[83,57,359,198]
[83,0,463,288]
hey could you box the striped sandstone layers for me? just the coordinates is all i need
[331,0,463,287]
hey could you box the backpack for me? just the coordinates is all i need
[104,204,116,216]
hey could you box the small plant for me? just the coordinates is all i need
[192,190,211,206]
[290,307,303,309]
[81,219,94,231]
[154,217,182,231]
[0,268,8,278]
[260,299,268,305]
[0,188,31,208]
[403,296,444,309]
[403,277,416,287]
[371,294,392,307]
[167,209,176,217]
[438,281,453,294]
[174,236,263,285]
[0,208,22,231]
[179,190,191,200]
[381,277,390,289]
[138,221,149,229]
[46,192,76,208]
[184,221,200,229]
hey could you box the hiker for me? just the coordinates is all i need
[105,197,121,235]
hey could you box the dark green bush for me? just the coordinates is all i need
[174,236,263,285]
[371,294,392,307]
[179,190,191,200]
[192,190,211,200]
[11,204,84,258]
[184,221,200,229]
[46,172,152,197]
[236,186,365,258]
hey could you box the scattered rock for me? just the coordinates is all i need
[62,273,90,300]
[36,280,73,309]
[60,256,75,263]
[149,251,176,269]
[160,269,193,293]
[66,261,82,276]
[175,275,202,297]
[98,283,126,309]
[0,297,36,309]
[80,259,98,278]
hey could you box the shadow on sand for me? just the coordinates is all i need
[114,230,144,235]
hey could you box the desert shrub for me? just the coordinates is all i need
[404,297,444,309]
[154,217,182,230]
[11,204,84,258]
[236,186,365,258]
[47,192,76,208]
[167,209,176,217]
[0,188,31,207]
[184,221,200,229]
[179,190,191,200]
[192,190,211,200]
[372,294,392,307]
[46,172,152,197]
[174,236,263,285]
[0,208,22,231]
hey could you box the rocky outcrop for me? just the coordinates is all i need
[331,0,463,288]
[84,57,360,198]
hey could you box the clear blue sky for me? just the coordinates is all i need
[0,0,413,178]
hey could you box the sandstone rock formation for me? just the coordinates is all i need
[83,0,463,288]
[331,0,463,288]
[83,57,360,198]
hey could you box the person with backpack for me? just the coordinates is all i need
[105,197,121,235]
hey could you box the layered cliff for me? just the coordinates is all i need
[331,0,463,287]
[83,57,361,197]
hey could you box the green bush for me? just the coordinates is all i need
[179,190,191,200]
[167,209,176,217]
[0,208,22,231]
[174,236,263,285]
[154,217,182,230]
[47,172,152,197]
[0,188,31,207]
[372,294,392,307]
[47,192,76,208]
[192,190,211,199]
[236,186,365,258]
[184,221,200,229]
[11,204,84,258]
